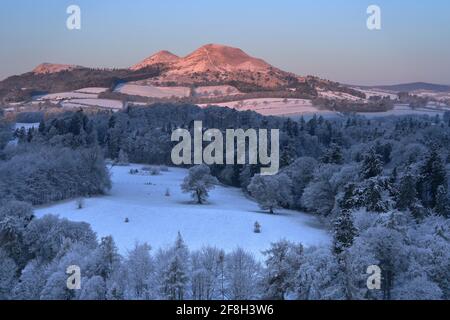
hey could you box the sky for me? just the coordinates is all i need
[0,0,449,85]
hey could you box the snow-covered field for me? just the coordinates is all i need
[35,165,329,259]
[34,92,98,100]
[31,87,123,111]
[318,89,364,102]
[194,85,242,97]
[114,83,191,98]
[199,98,334,117]
[61,98,123,110]
[74,87,109,94]
[33,87,109,101]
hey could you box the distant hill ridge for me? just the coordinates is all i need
[357,82,450,93]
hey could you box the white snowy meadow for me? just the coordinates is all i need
[35,165,329,259]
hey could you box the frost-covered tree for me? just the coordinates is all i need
[79,276,106,300]
[261,240,303,300]
[295,246,346,300]
[24,215,97,264]
[0,146,111,205]
[351,212,411,300]
[333,210,357,255]
[11,259,46,300]
[360,148,383,179]
[364,178,390,213]
[409,216,450,298]
[90,236,121,281]
[117,149,129,166]
[0,201,34,268]
[434,185,449,217]
[396,172,418,211]
[0,113,12,150]
[284,157,317,209]
[190,246,224,300]
[248,174,292,214]
[0,249,17,299]
[321,143,344,164]
[392,274,442,300]
[124,242,154,300]
[40,271,75,300]
[338,183,362,211]
[418,147,447,208]
[181,165,218,204]
[158,233,190,300]
[301,165,338,215]
[225,248,260,300]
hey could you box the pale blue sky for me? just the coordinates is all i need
[0,0,449,85]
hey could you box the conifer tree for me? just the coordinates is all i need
[360,148,383,179]
[434,185,449,217]
[396,172,418,211]
[321,143,344,165]
[418,147,447,208]
[160,233,189,300]
[333,209,357,255]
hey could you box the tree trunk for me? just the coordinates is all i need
[196,190,202,204]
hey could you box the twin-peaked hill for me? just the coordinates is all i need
[132,44,273,73]
[130,44,302,88]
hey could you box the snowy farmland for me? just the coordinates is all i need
[199,98,334,117]
[114,83,191,98]
[60,98,124,110]
[35,165,330,259]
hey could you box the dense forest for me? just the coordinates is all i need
[0,104,449,300]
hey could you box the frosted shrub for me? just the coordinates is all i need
[116,150,129,166]
[76,198,84,210]
[254,221,261,233]
[150,166,161,176]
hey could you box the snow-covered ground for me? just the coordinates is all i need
[33,87,109,101]
[318,89,364,102]
[35,165,330,259]
[61,98,123,110]
[114,83,191,98]
[30,87,122,111]
[199,98,334,117]
[34,92,98,100]
[74,87,109,94]
[194,85,242,98]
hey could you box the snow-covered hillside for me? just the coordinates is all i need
[35,165,329,259]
